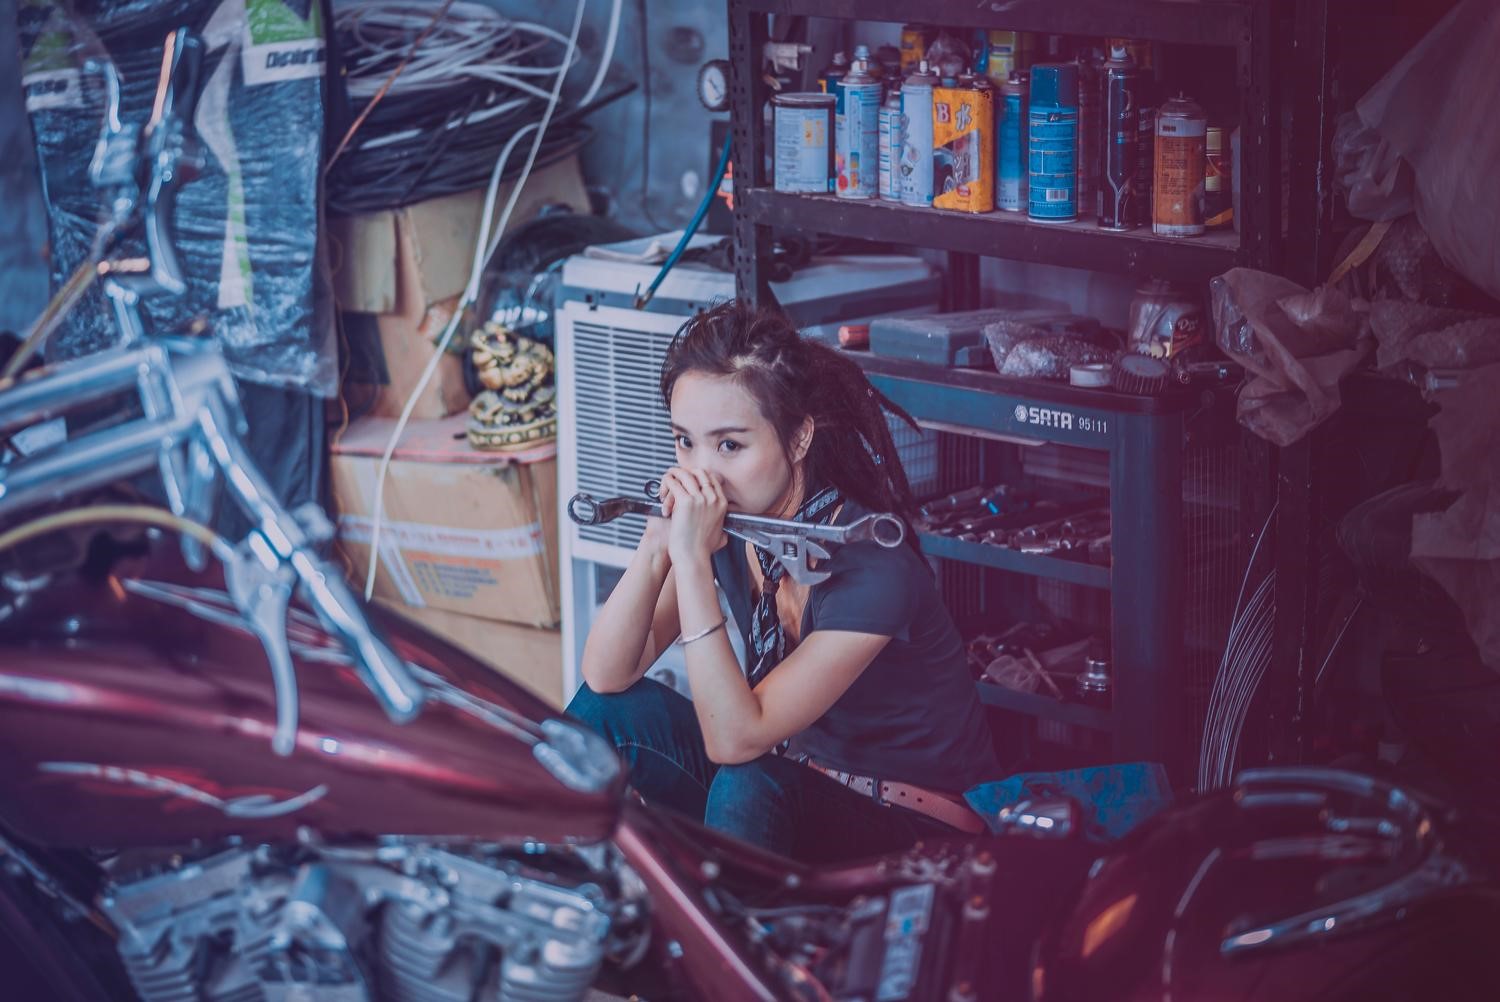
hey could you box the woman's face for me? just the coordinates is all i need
[668,371,806,517]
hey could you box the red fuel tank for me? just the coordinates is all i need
[0,552,621,850]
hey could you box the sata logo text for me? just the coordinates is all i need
[1014,405,1073,430]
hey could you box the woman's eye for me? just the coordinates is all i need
[718,440,741,454]
[674,435,691,450]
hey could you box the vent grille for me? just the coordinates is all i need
[571,318,678,551]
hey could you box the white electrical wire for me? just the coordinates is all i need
[338,2,580,102]
[1213,575,1275,787]
[1222,607,1275,784]
[577,0,623,106]
[1200,570,1275,789]
[362,0,588,601]
[1198,503,1277,789]
[336,0,619,107]
[1315,597,1364,686]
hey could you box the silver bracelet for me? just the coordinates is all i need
[679,617,727,646]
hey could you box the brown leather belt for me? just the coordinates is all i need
[801,759,987,835]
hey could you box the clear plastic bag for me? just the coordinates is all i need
[1332,111,1413,223]
[18,0,335,393]
[1352,0,1500,301]
[1210,267,1369,446]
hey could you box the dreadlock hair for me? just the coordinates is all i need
[660,299,921,534]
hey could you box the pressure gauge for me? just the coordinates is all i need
[696,59,732,113]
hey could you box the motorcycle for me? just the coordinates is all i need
[2,24,1495,1002]
[0,26,1100,1002]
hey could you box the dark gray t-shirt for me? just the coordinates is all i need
[712,501,1000,794]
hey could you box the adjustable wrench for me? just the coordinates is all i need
[566,481,905,587]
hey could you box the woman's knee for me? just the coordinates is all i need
[704,758,798,853]
[706,756,769,791]
[704,759,790,821]
[565,678,673,742]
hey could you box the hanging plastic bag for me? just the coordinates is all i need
[1210,267,1369,446]
[1331,112,1413,223]
[1353,0,1500,301]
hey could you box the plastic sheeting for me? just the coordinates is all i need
[17,0,335,393]
[1341,0,1500,302]
[1411,364,1500,673]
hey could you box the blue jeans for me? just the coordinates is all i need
[566,678,956,862]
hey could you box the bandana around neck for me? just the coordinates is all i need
[746,483,843,687]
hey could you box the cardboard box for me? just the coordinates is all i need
[329,156,591,315]
[332,414,561,627]
[375,599,564,709]
[333,156,591,420]
[341,292,471,421]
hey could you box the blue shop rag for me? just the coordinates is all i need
[964,762,1174,843]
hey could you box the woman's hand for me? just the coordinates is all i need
[658,466,728,569]
[639,504,672,565]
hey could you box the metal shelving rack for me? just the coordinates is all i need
[727,0,1282,774]
[854,354,1191,768]
[729,0,1281,304]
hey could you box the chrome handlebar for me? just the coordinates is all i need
[0,27,424,754]
[0,338,427,751]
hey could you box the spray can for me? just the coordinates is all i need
[937,54,966,87]
[1028,62,1079,222]
[818,50,849,94]
[1107,38,1154,76]
[900,24,930,73]
[1205,125,1233,229]
[878,85,904,200]
[1098,43,1139,230]
[933,73,994,213]
[998,72,1028,212]
[836,49,881,199]
[1074,53,1100,222]
[1152,93,1207,236]
[773,92,836,194]
[985,30,1018,85]
[900,60,938,207]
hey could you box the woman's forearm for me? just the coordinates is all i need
[579,544,672,692]
[674,555,764,762]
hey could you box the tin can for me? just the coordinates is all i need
[1075,54,1100,223]
[998,72,1028,212]
[818,50,849,94]
[1098,43,1139,230]
[836,53,881,199]
[985,30,1018,85]
[933,74,994,213]
[900,24,930,73]
[1028,62,1079,222]
[1205,125,1233,229]
[1128,279,1204,359]
[1153,93,1207,236]
[899,60,938,207]
[878,86,904,200]
[772,92,835,194]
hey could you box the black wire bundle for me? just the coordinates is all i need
[325,2,621,217]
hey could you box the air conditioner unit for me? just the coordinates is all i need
[556,240,940,700]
